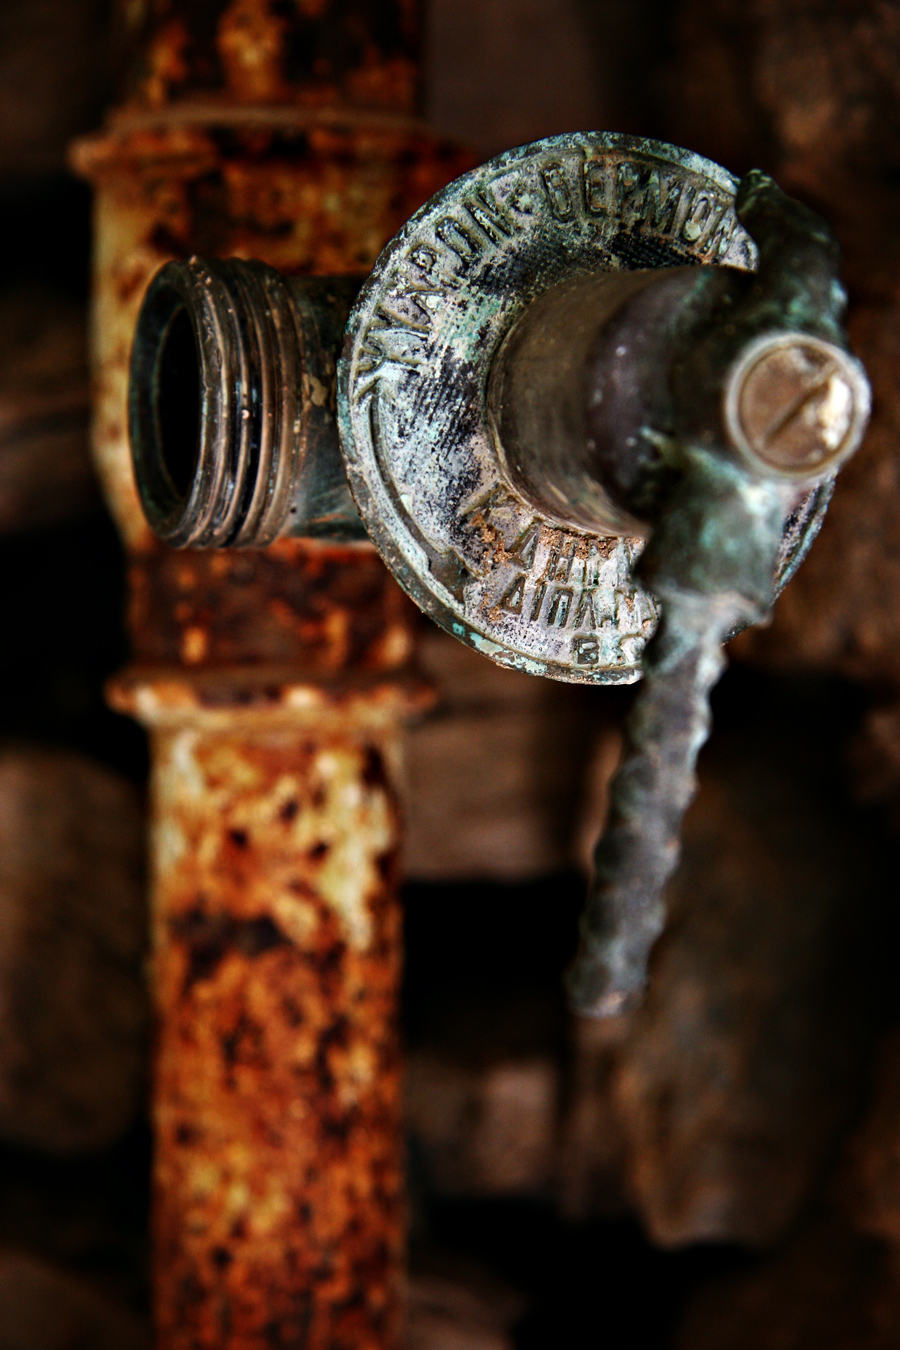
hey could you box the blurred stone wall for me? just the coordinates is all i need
[1,2,900,1347]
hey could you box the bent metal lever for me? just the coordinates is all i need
[128,133,870,1018]
[562,171,868,1015]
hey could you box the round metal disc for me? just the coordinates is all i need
[337,132,824,685]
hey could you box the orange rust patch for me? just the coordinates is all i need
[76,8,471,1344]
[151,727,404,1349]
[127,539,418,676]
[217,1,290,104]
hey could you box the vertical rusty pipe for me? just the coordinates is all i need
[116,678,415,1347]
[71,4,469,1345]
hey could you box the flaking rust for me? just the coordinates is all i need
[108,676,415,1347]
[127,538,417,672]
[72,1,468,1345]
[116,0,422,115]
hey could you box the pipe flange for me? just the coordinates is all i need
[337,132,825,685]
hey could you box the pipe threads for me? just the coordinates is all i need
[130,257,303,549]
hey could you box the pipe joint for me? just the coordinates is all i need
[130,258,364,548]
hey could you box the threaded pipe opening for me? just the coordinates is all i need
[129,258,303,548]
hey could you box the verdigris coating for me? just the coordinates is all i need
[338,138,869,1016]
[126,132,869,1022]
[565,168,869,1015]
[337,133,835,687]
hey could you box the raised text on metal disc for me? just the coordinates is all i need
[338,133,760,684]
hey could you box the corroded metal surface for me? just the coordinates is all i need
[332,138,866,1019]
[72,2,467,1345]
[337,133,835,685]
[566,171,868,1016]
[109,677,416,1348]
[72,120,470,552]
[127,537,416,672]
[130,263,364,547]
[114,0,422,117]
[332,136,865,1017]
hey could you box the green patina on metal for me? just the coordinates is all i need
[337,132,764,686]
[127,132,871,1021]
[566,170,870,1015]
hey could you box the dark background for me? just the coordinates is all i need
[2,2,900,1347]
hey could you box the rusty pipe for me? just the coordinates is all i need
[117,672,414,1348]
[71,1,470,1346]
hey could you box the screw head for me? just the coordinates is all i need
[724,332,871,482]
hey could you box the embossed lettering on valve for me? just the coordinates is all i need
[338,134,757,685]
